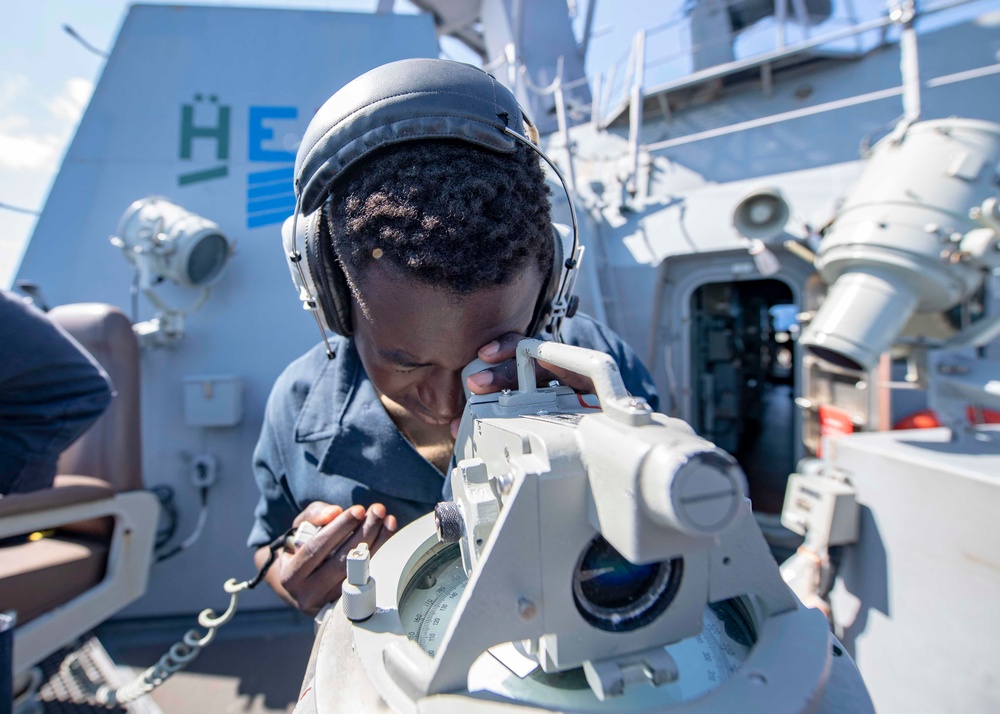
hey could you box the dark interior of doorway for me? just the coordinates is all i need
[690,279,796,514]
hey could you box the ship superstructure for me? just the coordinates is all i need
[7,1,1000,712]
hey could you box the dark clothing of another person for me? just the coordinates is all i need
[0,291,113,493]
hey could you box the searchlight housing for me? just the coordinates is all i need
[800,119,1000,372]
[111,197,233,345]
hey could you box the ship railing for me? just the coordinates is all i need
[591,0,982,129]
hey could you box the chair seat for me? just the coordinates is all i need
[0,535,109,625]
[4,303,158,679]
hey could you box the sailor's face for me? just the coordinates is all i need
[350,261,543,426]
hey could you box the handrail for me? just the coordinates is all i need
[642,62,1000,153]
[595,0,980,128]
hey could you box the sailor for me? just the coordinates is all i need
[0,290,113,494]
[247,59,658,616]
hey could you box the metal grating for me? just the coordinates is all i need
[33,637,159,714]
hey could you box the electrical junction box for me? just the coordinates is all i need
[183,375,243,427]
[781,472,859,546]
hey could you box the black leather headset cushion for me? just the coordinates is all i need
[527,226,563,336]
[304,209,353,336]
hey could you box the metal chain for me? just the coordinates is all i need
[83,527,293,708]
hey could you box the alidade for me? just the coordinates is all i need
[296,340,873,713]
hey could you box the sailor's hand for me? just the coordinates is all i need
[455,332,596,435]
[259,502,396,615]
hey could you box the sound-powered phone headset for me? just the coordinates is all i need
[283,58,582,358]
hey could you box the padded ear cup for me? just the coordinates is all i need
[302,208,353,336]
[295,58,527,216]
[526,225,564,336]
[282,212,322,317]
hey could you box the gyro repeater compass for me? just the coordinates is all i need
[302,340,872,713]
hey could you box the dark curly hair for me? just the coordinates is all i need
[324,140,553,297]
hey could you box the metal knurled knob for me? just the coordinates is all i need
[435,501,463,543]
[342,580,376,622]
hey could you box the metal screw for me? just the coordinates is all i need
[501,388,512,396]
[495,471,514,494]
[626,397,650,411]
[518,597,537,620]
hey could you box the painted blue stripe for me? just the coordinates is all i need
[247,209,293,229]
[247,181,294,200]
[247,166,295,184]
[247,195,297,213]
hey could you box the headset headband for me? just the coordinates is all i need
[295,58,527,215]
[286,58,581,354]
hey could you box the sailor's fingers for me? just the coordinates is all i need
[259,547,339,616]
[475,332,525,364]
[467,332,594,395]
[292,501,343,529]
[283,553,350,615]
[534,359,596,394]
[369,513,398,555]
[277,506,368,614]
[283,505,365,584]
[305,506,396,607]
[331,503,391,559]
[307,559,352,610]
[467,357,594,395]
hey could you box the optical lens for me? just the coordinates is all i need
[186,233,228,285]
[572,535,682,632]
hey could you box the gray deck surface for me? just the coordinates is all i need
[94,608,317,714]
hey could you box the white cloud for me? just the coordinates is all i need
[0,128,60,170]
[47,77,93,123]
[0,77,93,172]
